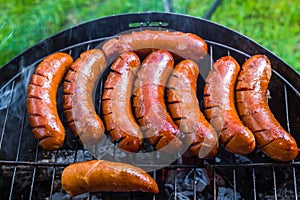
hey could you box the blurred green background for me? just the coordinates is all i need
[0,0,299,72]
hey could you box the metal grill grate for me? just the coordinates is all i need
[0,12,299,200]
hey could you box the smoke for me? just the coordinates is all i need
[0,63,38,160]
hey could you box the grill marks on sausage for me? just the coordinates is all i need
[167,60,219,158]
[26,52,73,151]
[203,56,256,155]
[63,49,106,145]
[133,50,182,152]
[102,52,143,152]
[26,32,297,163]
[236,55,298,161]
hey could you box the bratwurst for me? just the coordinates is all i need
[63,49,106,145]
[102,52,143,152]
[203,56,256,155]
[62,160,159,197]
[167,60,219,158]
[236,54,298,161]
[27,52,73,151]
[133,50,182,152]
[102,30,208,63]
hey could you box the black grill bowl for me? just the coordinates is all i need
[0,12,299,200]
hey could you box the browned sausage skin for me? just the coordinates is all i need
[167,60,219,158]
[102,52,143,152]
[27,52,73,151]
[102,30,208,63]
[236,54,298,161]
[61,160,159,197]
[203,56,256,155]
[63,49,106,145]
[133,50,182,152]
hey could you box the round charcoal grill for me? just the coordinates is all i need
[0,12,299,200]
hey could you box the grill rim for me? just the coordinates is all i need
[0,11,300,200]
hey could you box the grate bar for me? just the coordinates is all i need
[252,168,257,200]
[152,170,157,200]
[8,166,17,200]
[193,169,197,200]
[283,85,290,132]
[233,168,237,200]
[272,167,277,200]
[213,168,217,200]
[8,106,27,199]
[28,142,40,200]
[284,84,298,199]
[209,44,214,70]
[0,80,15,149]
[292,167,298,200]
[48,150,61,199]
[49,167,56,199]
[174,169,178,200]
[29,169,37,199]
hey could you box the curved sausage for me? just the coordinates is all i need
[63,49,106,145]
[27,52,73,151]
[133,50,182,152]
[102,30,207,63]
[167,60,219,158]
[62,160,159,197]
[203,56,256,155]
[102,52,143,152]
[236,54,298,161]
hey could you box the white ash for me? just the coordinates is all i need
[51,192,102,200]
[41,149,94,163]
[233,154,251,164]
[217,187,241,200]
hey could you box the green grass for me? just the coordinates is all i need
[0,0,299,72]
[210,0,300,73]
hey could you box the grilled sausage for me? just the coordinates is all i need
[133,50,182,152]
[27,52,73,151]
[102,52,143,152]
[203,56,256,155]
[167,60,219,158]
[61,160,159,197]
[236,55,298,161]
[63,49,106,145]
[102,30,207,63]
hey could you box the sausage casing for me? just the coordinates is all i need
[27,52,73,151]
[167,60,219,158]
[102,30,207,63]
[203,56,256,155]
[61,160,159,197]
[133,50,182,152]
[63,49,106,144]
[236,54,298,161]
[102,52,143,152]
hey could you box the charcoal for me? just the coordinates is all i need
[182,169,210,192]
